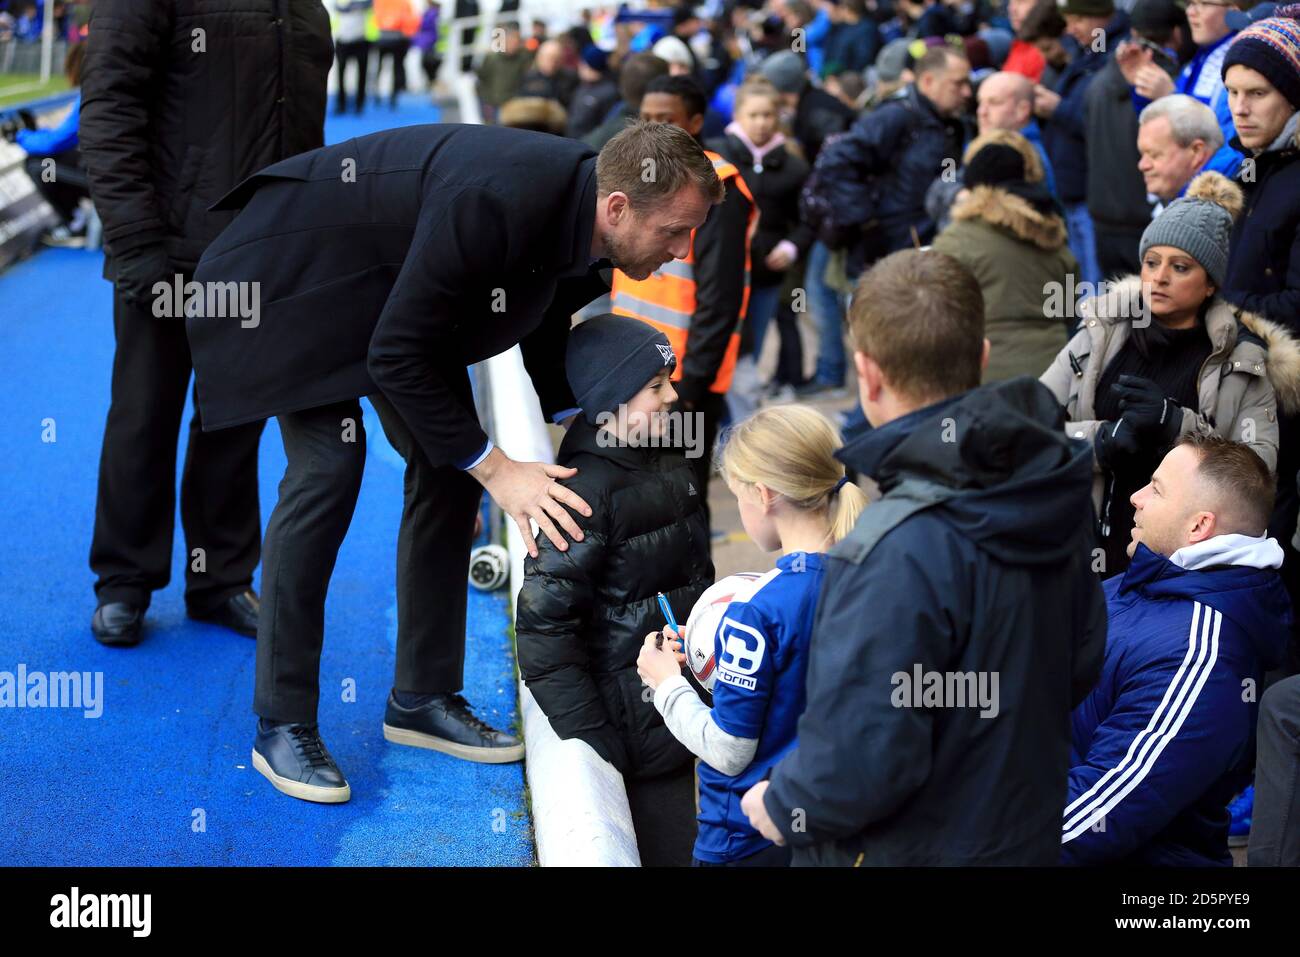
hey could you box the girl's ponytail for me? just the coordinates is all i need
[829,477,869,545]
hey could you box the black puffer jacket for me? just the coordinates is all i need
[814,85,965,274]
[516,418,714,779]
[708,132,814,288]
[793,83,856,165]
[80,0,333,271]
[1084,57,1154,236]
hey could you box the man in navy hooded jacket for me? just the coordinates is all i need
[1062,434,1291,866]
[741,249,1107,865]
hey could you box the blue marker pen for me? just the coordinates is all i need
[655,592,680,649]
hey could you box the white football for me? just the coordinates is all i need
[683,573,763,695]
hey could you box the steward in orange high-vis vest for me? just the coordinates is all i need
[611,150,757,400]
[615,76,759,518]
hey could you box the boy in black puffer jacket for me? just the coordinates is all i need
[516,315,715,866]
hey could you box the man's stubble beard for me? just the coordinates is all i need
[602,226,658,281]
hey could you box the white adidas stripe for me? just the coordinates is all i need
[1063,602,1207,820]
[1062,601,1222,843]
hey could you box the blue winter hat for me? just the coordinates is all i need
[978,27,1013,68]
[1226,2,1278,32]
[566,315,678,426]
[581,44,609,73]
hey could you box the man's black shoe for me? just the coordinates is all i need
[190,589,259,637]
[91,602,144,647]
[252,720,351,804]
[383,692,525,763]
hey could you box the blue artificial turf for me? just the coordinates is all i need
[0,95,534,866]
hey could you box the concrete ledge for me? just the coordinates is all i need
[483,346,640,867]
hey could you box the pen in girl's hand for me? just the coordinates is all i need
[655,591,680,649]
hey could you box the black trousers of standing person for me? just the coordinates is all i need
[771,302,805,387]
[24,150,89,225]
[626,760,697,866]
[90,285,265,615]
[253,388,482,724]
[334,39,371,113]
[1248,674,1300,867]
[374,32,411,108]
[420,48,442,89]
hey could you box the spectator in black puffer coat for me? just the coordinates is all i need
[566,45,619,140]
[811,46,970,277]
[78,0,333,647]
[516,315,715,867]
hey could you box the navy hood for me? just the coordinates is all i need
[838,376,1095,566]
[1119,543,1293,671]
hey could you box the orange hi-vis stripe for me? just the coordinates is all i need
[611,150,758,395]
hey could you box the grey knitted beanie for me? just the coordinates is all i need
[1138,172,1244,288]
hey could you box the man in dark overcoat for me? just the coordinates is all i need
[187,121,722,802]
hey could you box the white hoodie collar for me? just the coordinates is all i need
[1168,533,1284,571]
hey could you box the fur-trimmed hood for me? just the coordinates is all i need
[950,184,1068,251]
[1080,275,1300,414]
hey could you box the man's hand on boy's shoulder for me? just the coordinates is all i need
[469,448,592,558]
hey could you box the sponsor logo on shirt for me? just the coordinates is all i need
[716,617,766,691]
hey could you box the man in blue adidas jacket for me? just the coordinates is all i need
[1062,434,1292,866]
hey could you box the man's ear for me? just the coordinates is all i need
[854,349,884,403]
[1187,509,1217,545]
[604,191,629,225]
[687,113,706,138]
[981,337,991,373]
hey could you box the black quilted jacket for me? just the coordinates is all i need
[80,0,333,270]
[516,417,714,779]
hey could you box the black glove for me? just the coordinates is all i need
[1113,374,1183,447]
[0,119,18,143]
[112,243,173,308]
[1094,418,1142,469]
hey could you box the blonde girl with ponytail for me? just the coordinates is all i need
[635,404,867,866]
[717,404,868,550]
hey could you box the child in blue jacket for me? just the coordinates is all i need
[636,405,867,866]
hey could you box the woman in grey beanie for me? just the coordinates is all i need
[1041,171,1300,573]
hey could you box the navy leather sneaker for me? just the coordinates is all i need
[383,692,524,763]
[252,720,351,804]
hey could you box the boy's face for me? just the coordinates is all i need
[600,368,677,444]
[639,93,706,138]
